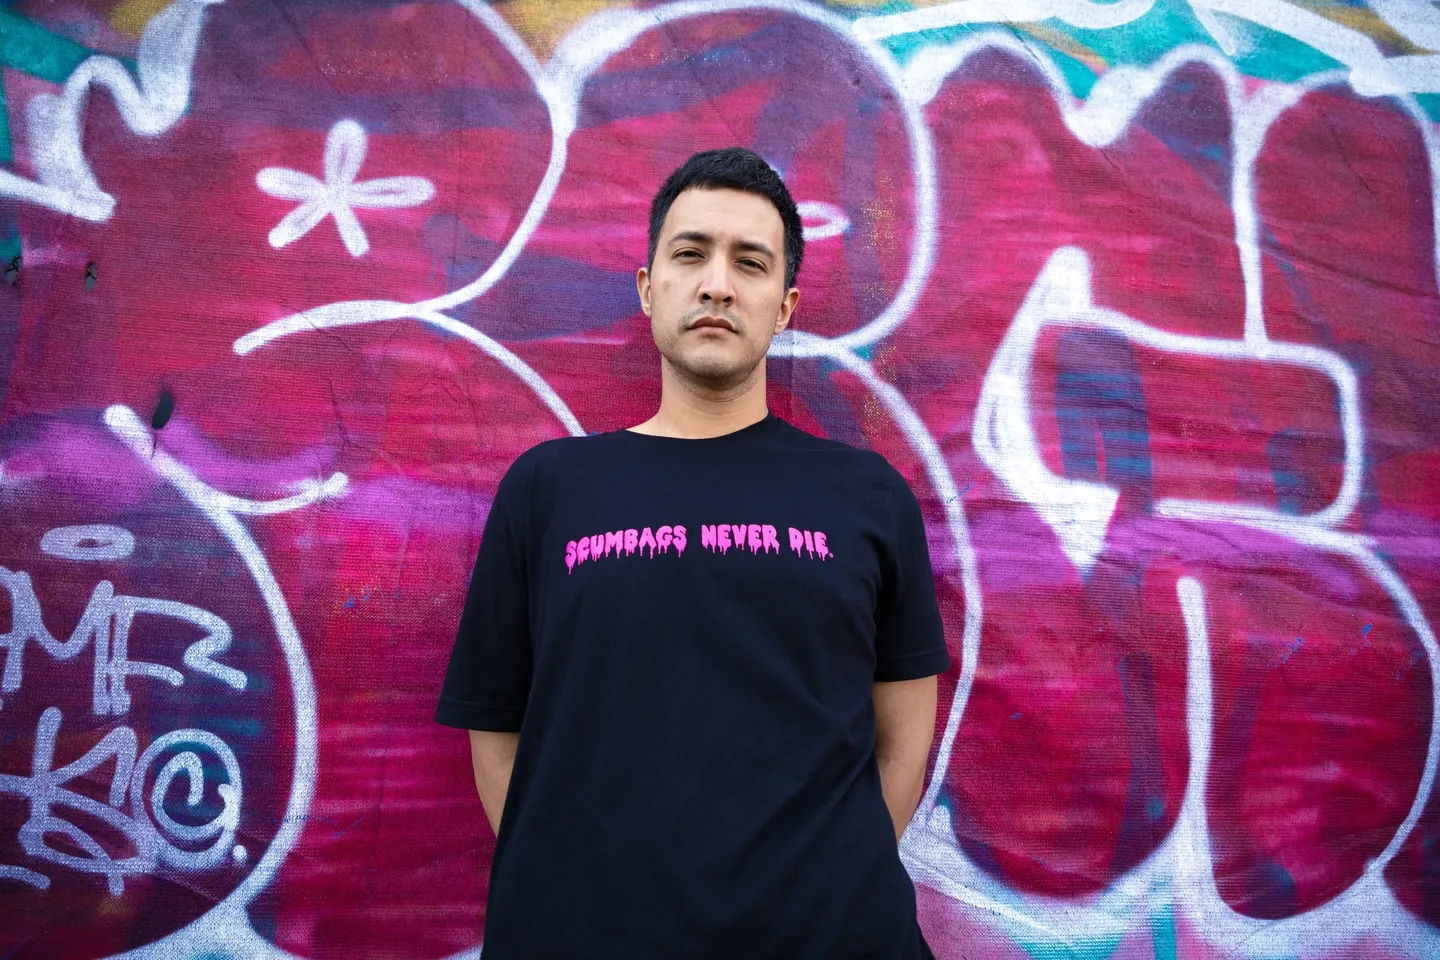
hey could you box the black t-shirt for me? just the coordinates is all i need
[436,413,950,959]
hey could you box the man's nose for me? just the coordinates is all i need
[698,259,735,306]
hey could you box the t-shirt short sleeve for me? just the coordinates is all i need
[872,476,951,683]
[435,455,534,731]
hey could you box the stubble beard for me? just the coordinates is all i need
[660,310,767,393]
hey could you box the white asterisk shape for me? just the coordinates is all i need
[256,119,434,257]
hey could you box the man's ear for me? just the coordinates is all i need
[636,267,652,317]
[774,287,800,334]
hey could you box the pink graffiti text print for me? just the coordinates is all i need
[698,524,834,560]
[565,523,835,570]
[565,526,689,571]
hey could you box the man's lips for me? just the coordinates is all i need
[688,317,736,332]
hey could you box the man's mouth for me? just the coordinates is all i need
[688,317,735,332]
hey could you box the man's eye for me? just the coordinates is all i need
[675,250,701,260]
[740,260,765,271]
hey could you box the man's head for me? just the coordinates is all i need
[638,148,804,391]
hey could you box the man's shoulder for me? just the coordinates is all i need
[505,431,614,478]
[772,419,911,486]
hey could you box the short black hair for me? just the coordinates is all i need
[647,147,805,290]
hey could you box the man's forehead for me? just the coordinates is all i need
[664,187,783,243]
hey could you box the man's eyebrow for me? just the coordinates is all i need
[668,231,776,261]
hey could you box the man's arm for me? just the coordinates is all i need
[873,675,939,841]
[469,730,520,835]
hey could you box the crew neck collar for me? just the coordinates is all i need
[617,411,779,443]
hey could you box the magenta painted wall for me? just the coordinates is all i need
[1,1,1437,957]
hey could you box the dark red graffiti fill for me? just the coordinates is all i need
[876,49,1240,897]
[1252,84,1440,925]
[1203,545,1427,918]
[0,420,292,959]
[878,43,1437,921]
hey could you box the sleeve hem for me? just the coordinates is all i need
[874,648,951,682]
[434,698,525,731]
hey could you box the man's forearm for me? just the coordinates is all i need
[469,730,520,835]
[877,751,927,840]
[872,675,938,841]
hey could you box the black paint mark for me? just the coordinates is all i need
[152,388,175,431]
[3,257,18,286]
[84,262,97,291]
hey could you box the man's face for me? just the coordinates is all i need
[638,187,800,389]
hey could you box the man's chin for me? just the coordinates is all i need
[666,351,763,389]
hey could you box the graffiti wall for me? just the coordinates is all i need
[1,0,1437,956]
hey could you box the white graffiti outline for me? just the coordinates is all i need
[0,0,222,220]
[880,23,1440,956]
[95,405,315,960]
[236,0,938,357]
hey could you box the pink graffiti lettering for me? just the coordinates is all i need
[761,525,779,554]
[638,527,657,557]
[656,526,673,553]
[565,541,577,572]
[605,531,623,557]
[624,528,638,555]
[673,526,687,557]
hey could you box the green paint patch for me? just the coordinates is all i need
[0,75,11,166]
[1064,1,1215,71]
[0,224,19,265]
[1038,39,1100,99]
[1414,94,1440,124]
[1150,904,1177,960]
[0,9,93,84]
[880,19,990,68]
[1012,931,1125,960]
[1226,18,1347,83]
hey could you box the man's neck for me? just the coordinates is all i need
[628,364,770,439]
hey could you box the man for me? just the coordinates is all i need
[436,147,950,958]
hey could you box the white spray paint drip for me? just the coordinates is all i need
[256,119,435,258]
[99,405,317,960]
[0,0,223,220]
